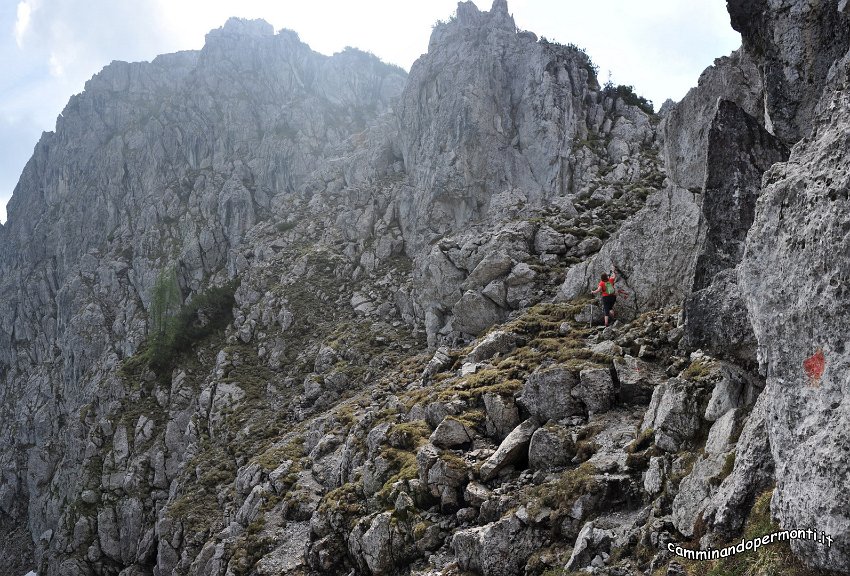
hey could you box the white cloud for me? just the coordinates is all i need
[14,1,33,48]
[47,52,63,77]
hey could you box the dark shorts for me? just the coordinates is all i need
[602,295,617,316]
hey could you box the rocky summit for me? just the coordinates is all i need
[1,1,849,575]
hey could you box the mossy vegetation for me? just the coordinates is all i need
[167,441,235,533]
[531,462,599,512]
[681,489,826,576]
[123,275,239,380]
[626,427,655,454]
[682,358,715,381]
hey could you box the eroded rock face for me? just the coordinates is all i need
[0,16,407,574]
[691,100,789,292]
[5,0,850,573]
[660,48,765,191]
[558,186,704,316]
[740,65,850,571]
[728,0,850,143]
[397,1,603,250]
[452,514,544,576]
[684,99,788,365]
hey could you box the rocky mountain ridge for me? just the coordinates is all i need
[2,1,850,575]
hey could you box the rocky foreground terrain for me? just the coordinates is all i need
[1,1,849,575]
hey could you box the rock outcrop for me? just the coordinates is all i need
[740,63,850,571]
[2,0,850,574]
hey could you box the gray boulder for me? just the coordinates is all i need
[452,290,504,336]
[641,378,707,452]
[528,424,575,471]
[416,443,467,513]
[429,417,474,448]
[479,419,539,481]
[613,355,664,405]
[483,392,520,441]
[672,453,728,538]
[465,330,518,364]
[565,521,612,572]
[519,365,584,423]
[452,514,544,576]
[534,225,568,254]
[574,368,616,415]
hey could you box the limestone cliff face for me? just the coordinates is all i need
[728,0,850,143]
[3,1,850,575]
[398,0,600,248]
[740,53,850,572]
[0,16,406,574]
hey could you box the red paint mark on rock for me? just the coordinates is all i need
[803,349,825,385]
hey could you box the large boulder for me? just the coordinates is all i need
[519,365,584,422]
[430,417,474,448]
[641,378,708,452]
[613,355,664,405]
[416,443,467,513]
[452,514,544,576]
[465,330,518,364]
[564,521,612,572]
[672,453,729,538]
[483,392,521,441]
[452,290,504,336]
[479,419,539,481]
[558,186,704,317]
[528,423,575,471]
[573,368,616,416]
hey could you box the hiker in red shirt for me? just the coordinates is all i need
[591,266,617,327]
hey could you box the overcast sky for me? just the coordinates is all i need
[0,0,741,224]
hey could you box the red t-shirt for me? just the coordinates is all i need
[598,276,616,296]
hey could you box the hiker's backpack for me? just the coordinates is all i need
[604,280,615,295]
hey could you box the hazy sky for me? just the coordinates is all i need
[0,0,741,223]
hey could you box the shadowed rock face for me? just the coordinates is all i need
[692,100,789,292]
[684,100,788,365]
[728,0,850,143]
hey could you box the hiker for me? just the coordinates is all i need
[591,266,617,327]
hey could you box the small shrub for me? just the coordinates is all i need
[276,220,297,233]
[142,277,239,377]
[603,82,654,115]
[626,428,655,454]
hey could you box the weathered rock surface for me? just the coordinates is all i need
[479,419,538,481]
[642,377,708,452]
[452,514,544,576]
[3,0,850,574]
[558,186,704,317]
[519,365,584,422]
[684,99,788,365]
[728,0,850,143]
[740,51,850,570]
[528,423,575,471]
